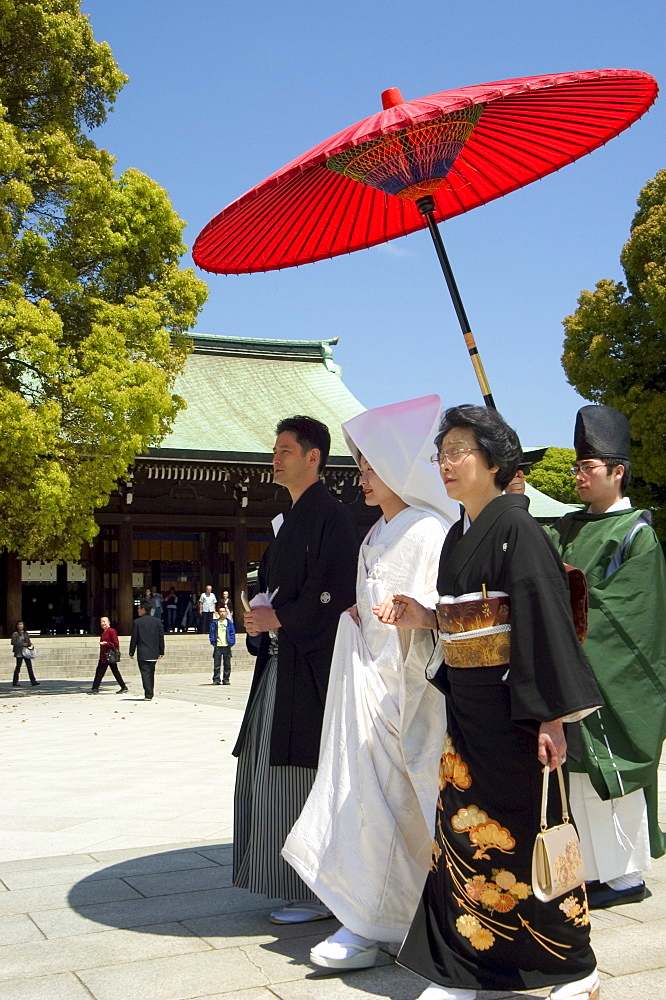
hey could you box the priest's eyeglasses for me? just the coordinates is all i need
[430,448,480,466]
[569,462,606,477]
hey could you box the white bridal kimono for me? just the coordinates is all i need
[282,505,448,943]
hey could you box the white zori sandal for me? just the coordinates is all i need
[269,902,332,924]
[310,926,379,970]
[550,970,600,1000]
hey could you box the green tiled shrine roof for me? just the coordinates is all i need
[524,482,581,518]
[156,334,364,458]
[150,334,577,518]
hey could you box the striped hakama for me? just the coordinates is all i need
[233,654,318,901]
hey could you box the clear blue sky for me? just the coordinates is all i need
[82,0,664,447]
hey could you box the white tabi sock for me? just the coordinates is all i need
[327,926,377,947]
[550,969,599,999]
[606,871,644,890]
[416,985,476,1000]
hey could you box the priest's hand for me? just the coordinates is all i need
[244,606,280,635]
[505,469,525,495]
[374,594,437,630]
[538,719,567,771]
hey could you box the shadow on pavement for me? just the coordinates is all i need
[66,845,547,999]
[67,844,281,937]
[1,679,96,697]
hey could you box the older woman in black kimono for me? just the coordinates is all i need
[383,406,603,1000]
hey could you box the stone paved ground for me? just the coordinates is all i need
[1,669,664,999]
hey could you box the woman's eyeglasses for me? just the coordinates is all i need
[430,448,480,467]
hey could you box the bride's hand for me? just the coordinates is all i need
[372,594,396,622]
[373,594,437,630]
[345,604,360,625]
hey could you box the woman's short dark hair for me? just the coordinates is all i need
[435,405,522,491]
[276,415,331,473]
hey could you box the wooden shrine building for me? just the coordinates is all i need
[1,335,372,636]
[0,333,578,637]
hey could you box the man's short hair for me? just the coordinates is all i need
[602,457,632,495]
[216,603,227,612]
[140,599,152,612]
[276,415,331,473]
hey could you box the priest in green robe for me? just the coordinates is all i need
[544,404,666,909]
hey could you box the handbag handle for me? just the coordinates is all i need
[540,764,569,831]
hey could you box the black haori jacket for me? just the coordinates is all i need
[434,494,603,742]
[233,481,359,768]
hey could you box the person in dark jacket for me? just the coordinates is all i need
[209,604,236,684]
[90,616,127,694]
[233,415,359,924]
[11,621,39,688]
[129,599,165,700]
[164,588,179,632]
[219,589,233,619]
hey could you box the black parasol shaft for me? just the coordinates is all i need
[417,197,496,409]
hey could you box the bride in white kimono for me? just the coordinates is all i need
[282,395,458,970]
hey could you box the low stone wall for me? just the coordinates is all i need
[1,633,256,680]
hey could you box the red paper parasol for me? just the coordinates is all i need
[194,69,657,406]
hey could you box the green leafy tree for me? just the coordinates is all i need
[562,169,666,535]
[525,447,580,504]
[0,0,208,560]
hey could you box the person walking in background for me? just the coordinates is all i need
[151,587,163,621]
[181,592,199,632]
[164,588,179,632]
[42,602,57,635]
[199,585,217,633]
[67,590,83,634]
[129,599,165,701]
[234,415,358,924]
[11,621,39,688]
[142,587,154,619]
[210,604,236,684]
[90,616,127,695]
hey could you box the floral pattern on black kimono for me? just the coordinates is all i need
[398,495,602,992]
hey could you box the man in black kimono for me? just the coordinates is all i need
[232,415,359,922]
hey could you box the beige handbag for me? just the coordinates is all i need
[532,765,585,902]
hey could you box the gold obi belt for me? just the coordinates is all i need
[436,591,511,669]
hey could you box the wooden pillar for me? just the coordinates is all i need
[199,531,209,593]
[210,529,221,597]
[199,531,217,594]
[118,519,133,636]
[2,552,22,638]
[87,532,105,633]
[56,563,67,631]
[233,521,248,634]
